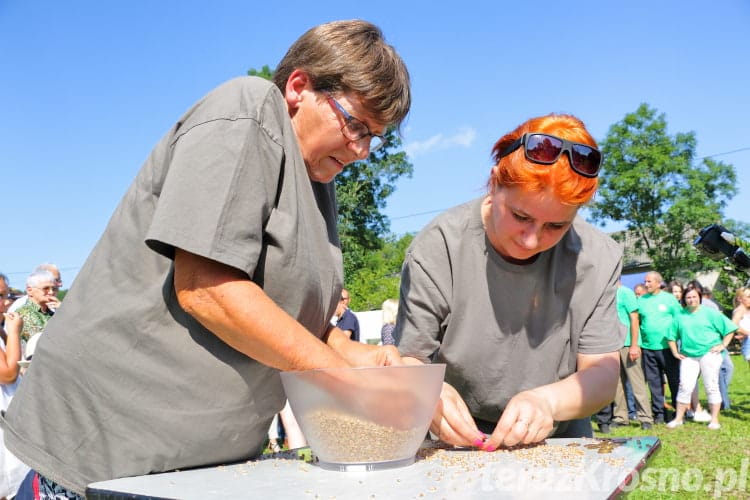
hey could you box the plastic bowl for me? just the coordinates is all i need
[280,364,445,471]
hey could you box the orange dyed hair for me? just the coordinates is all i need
[488,114,599,206]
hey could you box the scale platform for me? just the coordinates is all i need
[86,436,660,499]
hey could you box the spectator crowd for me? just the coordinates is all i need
[596,271,749,434]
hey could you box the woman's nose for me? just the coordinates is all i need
[348,137,371,160]
[519,226,541,249]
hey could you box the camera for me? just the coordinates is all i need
[693,224,750,274]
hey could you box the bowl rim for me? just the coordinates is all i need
[280,362,446,376]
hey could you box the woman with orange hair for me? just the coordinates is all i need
[395,114,623,451]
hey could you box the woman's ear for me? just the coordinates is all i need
[284,69,311,113]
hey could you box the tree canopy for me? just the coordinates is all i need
[588,103,739,281]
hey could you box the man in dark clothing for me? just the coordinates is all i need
[336,289,360,342]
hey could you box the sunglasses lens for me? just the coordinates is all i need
[571,144,601,176]
[525,134,563,163]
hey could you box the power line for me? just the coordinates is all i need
[700,146,750,160]
[2,266,80,278]
[390,209,445,221]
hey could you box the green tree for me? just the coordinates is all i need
[346,233,414,311]
[247,65,274,80]
[588,103,738,280]
[335,130,413,283]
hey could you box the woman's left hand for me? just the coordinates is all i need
[481,390,554,451]
[365,344,404,367]
[709,344,726,354]
[326,327,404,367]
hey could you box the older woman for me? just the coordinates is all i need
[15,269,60,342]
[4,20,410,498]
[395,114,622,451]
[666,286,738,430]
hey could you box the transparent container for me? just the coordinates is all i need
[281,364,445,471]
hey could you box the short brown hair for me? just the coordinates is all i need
[274,20,411,130]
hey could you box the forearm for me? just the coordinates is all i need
[3,326,21,365]
[527,352,619,422]
[668,340,680,357]
[722,333,735,349]
[326,327,403,367]
[326,327,369,362]
[629,328,639,347]
[0,327,21,384]
[175,250,349,371]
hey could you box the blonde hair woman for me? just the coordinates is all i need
[380,298,399,345]
[732,287,750,367]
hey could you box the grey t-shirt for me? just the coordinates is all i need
[394,197,623,432]
[2,77,343,493]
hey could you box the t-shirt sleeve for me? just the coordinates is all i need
[394,231,452,362]
[710,309,739,337]
[338,311,359,333]
[624,289,638,314]
[576,253,625,355]
[666,317,680,342]
[145,113,282,276]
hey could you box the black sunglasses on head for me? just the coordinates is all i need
[497,133,602,178]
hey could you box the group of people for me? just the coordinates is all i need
[597,272,748,434]
[0,264,63,499]
[0,17,737,499]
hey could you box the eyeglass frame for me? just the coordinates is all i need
[496,132,602,178]
[324,92,387,152]
[30,285,59,294]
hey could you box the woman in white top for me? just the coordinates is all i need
[0,273,30,499]
[732,287,750,368]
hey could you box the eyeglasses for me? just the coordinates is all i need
[32,286,59,294]
[496,133,602,178]
[324,93,386,152]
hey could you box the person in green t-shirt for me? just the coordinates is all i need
[666,286,737,430]
[638,271,682,423]
[612,280,653,429]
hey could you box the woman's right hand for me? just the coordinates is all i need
[429,382,486,447]
[2,312,23,335]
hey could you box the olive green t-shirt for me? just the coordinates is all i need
[2,77,343,494]
[395,198,624,434]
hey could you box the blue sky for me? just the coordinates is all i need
[2,1,749,289]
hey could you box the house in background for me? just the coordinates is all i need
[615,229,719,292]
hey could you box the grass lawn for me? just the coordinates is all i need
[593,354,750,499]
